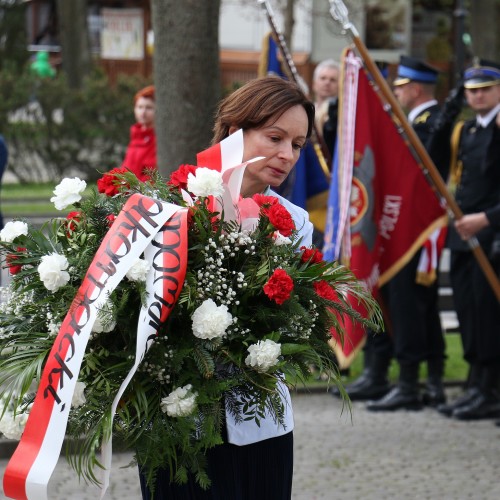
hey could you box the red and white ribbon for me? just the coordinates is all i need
[99,210,188,497]
[416,226,448,286]
[3,195,187,500]
[196,129,262,229]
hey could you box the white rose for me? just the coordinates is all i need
[71,381,87,408]
[187,167,224,197]
[38,253,70,292]
[160,384,197,417]
[272,231,292,246]
[125,258,150,282]
[192,298,233,340]
[245,339,281,372]
[50,177,87,210]
[0,221,28,243]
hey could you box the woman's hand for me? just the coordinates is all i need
[454,212,489,240]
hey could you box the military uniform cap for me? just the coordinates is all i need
[393,56,439,86]
[464,58,500,89]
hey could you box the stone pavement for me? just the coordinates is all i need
[1,387,500,500]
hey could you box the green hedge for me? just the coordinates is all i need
[0,66,151,183]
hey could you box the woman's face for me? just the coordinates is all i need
[134,96,155,127]
[238,105,308,197]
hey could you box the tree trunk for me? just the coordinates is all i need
[0,1,29,73]
[56,0,91,89]
[151,0,221,176]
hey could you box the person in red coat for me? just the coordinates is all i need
[122,85,156,181]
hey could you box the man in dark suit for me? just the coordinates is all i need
[367,56,449,411]
[437,59,500,420]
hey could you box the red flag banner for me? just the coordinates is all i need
[330,53,447,368]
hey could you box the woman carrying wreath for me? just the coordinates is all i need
[139,76,315,499]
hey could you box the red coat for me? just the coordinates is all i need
[121,123,157,181]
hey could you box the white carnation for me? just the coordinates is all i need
[192,298,233,340]
[0,221,28,243]
[187,167,224,197]
[160,384,197,417]
[71,381,87,408]
[38,253,70,292]
[126,258,150,282]
[50,177,87,210]
[245,339,281,372]
[272,231,292,246]
[0,409,30,440]
[92,300,116,333]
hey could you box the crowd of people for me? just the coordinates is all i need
[321,55,500,426]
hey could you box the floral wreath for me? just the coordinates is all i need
[0,164,380,493]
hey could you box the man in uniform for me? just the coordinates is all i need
[438,59,500,420]
[312,58,340,154]
[367,56,449,411]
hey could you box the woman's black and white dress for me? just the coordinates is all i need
[140,189,314,500]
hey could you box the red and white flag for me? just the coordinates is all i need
[329,51,447,368]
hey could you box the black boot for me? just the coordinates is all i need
[366,362,422,411]
[453,365,500,420]
[346,353,391,401]
[437,364,482,417]
[422,358,446,407]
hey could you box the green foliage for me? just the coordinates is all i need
[0,64,151,183]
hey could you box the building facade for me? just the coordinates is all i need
[25,1,459,92]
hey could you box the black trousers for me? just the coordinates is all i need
[364,285,394,359]
[385,251,445,364]
[139,431,294,500]
[450,250,500,365]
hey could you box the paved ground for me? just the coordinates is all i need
[1,387,499,500]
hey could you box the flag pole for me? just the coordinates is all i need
[257,0,332,176]
[328,0,500,303]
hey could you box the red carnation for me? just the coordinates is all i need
[66,211,82,232]
[168,164,198,190]
[263,269,294,305]
[106,214,116,226]
[97,167,130,196]
[6,247,26,275]
[263,203,295,237]
[300,247,324,264]
[252,193,279,207]
[313,280,338,302]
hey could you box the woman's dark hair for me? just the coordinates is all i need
[212,76,315,144]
